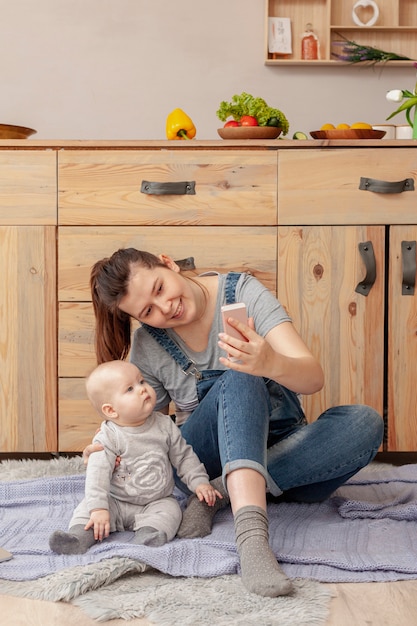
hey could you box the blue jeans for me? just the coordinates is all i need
[179,370,383,502]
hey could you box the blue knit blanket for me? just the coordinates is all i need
[1,464,417,583]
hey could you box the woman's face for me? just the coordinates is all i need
[118,258,200,328]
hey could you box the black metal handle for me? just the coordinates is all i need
[175,257,196,271]
[355,241,376,296]
[140,180,196,195]
[401,241,416,296]
[359,177,414,194]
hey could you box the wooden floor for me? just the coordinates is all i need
[2,579,417,625]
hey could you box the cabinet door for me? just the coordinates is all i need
[387,226,417,451]
[0,227,57,451]
[58,225,277,451]
[278,225,385,422]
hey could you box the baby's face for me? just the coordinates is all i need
[108,363,156,427]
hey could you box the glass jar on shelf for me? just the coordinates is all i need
[301,23,320,60]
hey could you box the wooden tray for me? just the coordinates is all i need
[310,129,386,140]
[217,126,281,140]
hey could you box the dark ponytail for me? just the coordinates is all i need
[90,248,165,363]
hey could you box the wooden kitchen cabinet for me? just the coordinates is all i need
[0,151,57,452]
[57,149,278,451]
[1,139,416,454]
[277,148,417,450]
[265,0,417,65]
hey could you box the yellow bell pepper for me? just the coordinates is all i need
[166,108,196,140]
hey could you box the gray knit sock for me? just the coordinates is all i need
[133,526,168,547]
[234,505,293,597]
[177,476,230,538]
[49,524,96,555]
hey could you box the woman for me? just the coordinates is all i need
[87,248,383,597]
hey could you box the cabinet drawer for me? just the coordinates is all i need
[59,378,101,451]
[58,150,277,226]
[59,303,96,376]
[59,302,140,376]
[278,149,417,225]
[58,225,277,301]
[0,151,57,225]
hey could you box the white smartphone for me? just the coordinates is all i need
[221,302,248,340]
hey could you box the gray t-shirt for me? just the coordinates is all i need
[130,273,291,424]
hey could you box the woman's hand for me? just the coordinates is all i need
[83,442,121,469]
[82,442,104,465]
[218,316,271,376]
[218,317,324,395]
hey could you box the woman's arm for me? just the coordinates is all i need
[82,405,170,463]
[218,318,324,395]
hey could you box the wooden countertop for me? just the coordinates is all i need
[0,139,415,150]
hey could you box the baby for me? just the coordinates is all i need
[49,360,220,554]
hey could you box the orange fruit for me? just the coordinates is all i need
[350,122,372,129]
[320,123,335,130]
[336,123,350,129]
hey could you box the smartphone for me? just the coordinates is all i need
[221,302,248,340]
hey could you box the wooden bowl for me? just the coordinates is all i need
[310,129,386,140]
[0,124,37,139]
[217,126,281,140]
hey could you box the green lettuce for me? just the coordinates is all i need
[216,92,289,135]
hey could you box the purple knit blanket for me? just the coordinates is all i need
[1,464,417,583]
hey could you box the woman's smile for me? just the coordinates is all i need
[171,300,183,320]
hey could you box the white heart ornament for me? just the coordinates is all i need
[352,0,379,27]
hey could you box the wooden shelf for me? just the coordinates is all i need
[265,0,417,65]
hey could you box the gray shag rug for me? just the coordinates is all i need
[0,456,333,625]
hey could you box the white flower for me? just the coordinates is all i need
[386,89,404,103]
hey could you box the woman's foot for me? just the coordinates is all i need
[234,505,293,597]
[177,477,229,538]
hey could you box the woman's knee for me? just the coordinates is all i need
[362,405,384,447]
[220,370,268,398]
[338,404,384,450]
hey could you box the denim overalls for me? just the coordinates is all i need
[142,272,308,495]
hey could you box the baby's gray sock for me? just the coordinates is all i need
[234,505,293,597]
[177,476,230,539]
[133,526,168,547]
[49,524,96,555]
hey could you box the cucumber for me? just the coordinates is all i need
[292,131,308,140]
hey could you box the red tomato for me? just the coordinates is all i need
[224,120,239,127]
[240,115,258,126]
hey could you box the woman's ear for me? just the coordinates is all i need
[158,254,180,273]
[102,403,118,419]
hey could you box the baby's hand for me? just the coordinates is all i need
[85,509,110,540]
[195,483,222,507]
